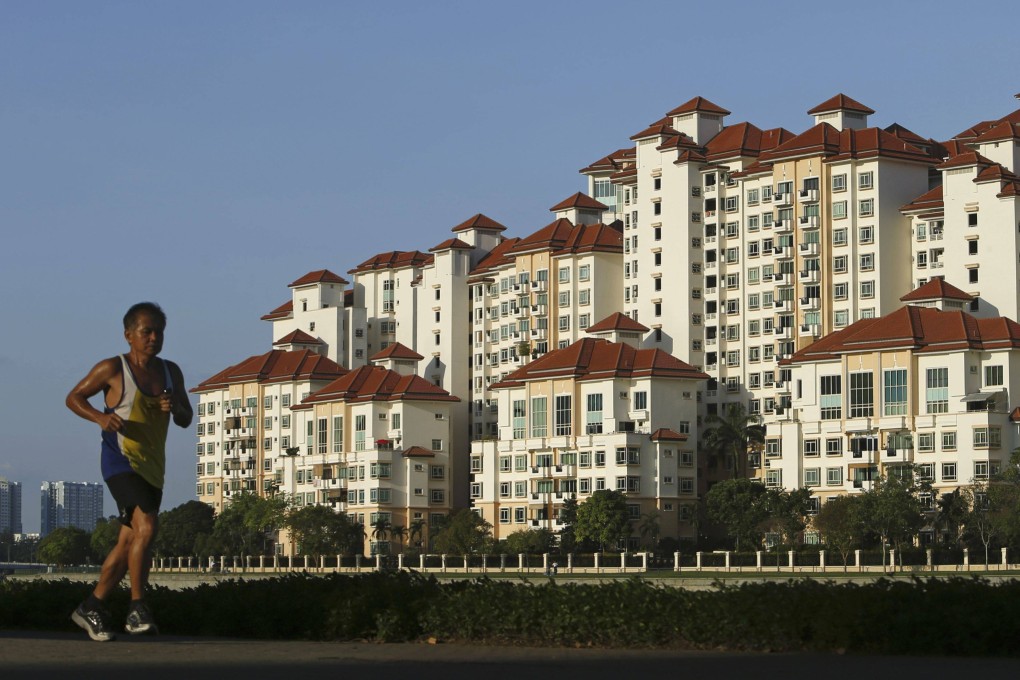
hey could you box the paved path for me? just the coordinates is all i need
[2,631,1019,680]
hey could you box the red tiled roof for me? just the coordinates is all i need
[655,132,701,153]
[900,277,973,302]
[650,428,688,442]
[370,342,423,362]
[429,237,473,253]
[673,148,709,165]
[289,269,348,287]
[492,338,708,387]
[974,163,1018,184]
[900,185,944,213]
[585,312,650,334]
[884,123,929,146]
[192,350,347,393]
[630,117,679,141]
[785,306,1020,365]
[402,446,436,458]
[343,289,354,308]
[936,150,996,171]
[549,192,608,212]
[998,181,1020,199]
[610,167,638,183]
[348,250,433,275]
[760,124,935,165]
[451,213,508,233]
[273,329,323,346]
[552,222,623,257]
[260,300,293,321]
[509,218,576,256]
[807,94,875,115]
[704,122,766,160]
[467,237,520,280]
[666,96,731,117]
[296,365,459,407]
[579,148,635,175]
[1010,406,1020,423]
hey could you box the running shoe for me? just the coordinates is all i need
[71,603,116,642]
[125,600,159,635]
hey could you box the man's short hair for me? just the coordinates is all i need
[124,302,167,330]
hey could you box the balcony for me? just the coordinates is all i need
[799,269,820,283]
[774,327,792,340]
[773,272,785,283]
[799,323,821,337]
[799,215,819,229]
[387,428,402,440]
[774,246,794,260]
[530,304,547,316]
[628,409,649,421]
[799,242,819,256]
[774,193,793,207]
[798,189,819,203]
[531,280,547,292]
[514,306,528,318]
[530,328,546,340]
[799,296,820,311]
[774,219,792,234]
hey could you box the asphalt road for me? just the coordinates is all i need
[2,631,1019,680]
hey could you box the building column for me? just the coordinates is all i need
[724,551,731,570]
[854,549,861,571]
[696,551,702,571]
[756,551,763,571]
[963,548,970,568]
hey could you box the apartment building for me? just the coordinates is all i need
[467,195,624,439]
[901,111,1020,319]
[40,481,104,536]
[768,280,1020,519]
[191,349,348,515]
[291,348,459,554]
[0,478,22,534]
[471,317,708,545]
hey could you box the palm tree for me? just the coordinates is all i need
[371,517,392,554]
[408,518,427,551]
[390,524,408,552]
[637,512,660,549]
[703,403,765,479]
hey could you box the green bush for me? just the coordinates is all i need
[3,574,1020,655]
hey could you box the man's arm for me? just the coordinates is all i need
[66,358,124,432]
[165,361,193,428]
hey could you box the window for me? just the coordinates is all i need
[859,253,874,271]
[917,433,935,453]
[969,268,979,284]
[826,468,843,486]
[820,375,842,419]
[531,397,547,437]
[832,174,847,192]
[973,428,1001,449]
[558,316,570,332]
[558,291,570,307]
[578,265,591,281]
[883,369,907,416]
[858,172,873,189]
[834,310,849,327]
[354,415,366,451]
[332,416,343,453]
[431,438,443,451]
[986,365,1004,386]
[554,395,572,436]
[942,431,957,451]
[849,372,873,418]
[804,439,820,457]
[804,468,820,487]
[860,280,874,299]
[558,267,570,283]
[826,438,843,456]
[975,461,990,480]
[834,282,848,300]
[859,225,874,244]
[832,201,847,219]
[968,240,978,256]
[925,368,948,414]
[725,196,739,212]
[942,462,957,482]
[512,400,526,439]
[833,255,847,273]
[585,394,603,434]
[859,199,874,217]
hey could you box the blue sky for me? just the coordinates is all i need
[2,1,1017,533]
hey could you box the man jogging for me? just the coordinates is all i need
[66,302,192,641]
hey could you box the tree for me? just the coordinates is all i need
[857,473,924,569]
[408,518,428,551]
[934,488,969,547]
[203,492,288,557]
[705,478,768,551]
[503,528,555,555]
[703,403,765,479]
[986,448,1020,549]
[285,505,360,557]
[371,517,392,552]
[90,516,122,560]
[155,501,215,557]
[390,525,408,552]
[431,510,493,555]
[760,488,812,546]
[812,495,863,570]
[574,490,631,552]
[636,512,660,549]
[557,496,581,553]
[963,485,998,566]
[37,527,91,566]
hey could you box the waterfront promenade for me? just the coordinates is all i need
[2,632,1019,680]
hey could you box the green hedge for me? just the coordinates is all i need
[2,574,1018,655]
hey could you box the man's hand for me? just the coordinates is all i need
[97,412,124,432]
[159,390,174,414]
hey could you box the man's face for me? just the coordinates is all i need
[125,313,165,357]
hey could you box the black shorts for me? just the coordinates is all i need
[106,472,163,527]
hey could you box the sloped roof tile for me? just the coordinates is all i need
[296,365,459,407]
[289,269,348,287]
[451,213,508,233]
[666,96,731,117]
[807,94,875,115]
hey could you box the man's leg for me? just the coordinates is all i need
[93,523,134,600]
[126,506,158,600]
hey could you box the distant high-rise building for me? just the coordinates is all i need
[40,481,104,536]
[0,478,22,534]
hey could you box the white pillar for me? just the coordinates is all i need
[259,555,265,570]
[336,554,341,572]
[355,554,361,570]
[620,551,627,572]
[963,548,970,568]
[518,553,524,572]
[926,549,933,569]
[1002,547,1009,568]
[696,551,703,570]
[819,550,826,570]
[724,551,731,570]
[594,552,601,572]
[463,555,469,573]
[756,551,762,571]
[319,555,325,572]
[272,554,279,570]
[398,553,405,570]
[567,553,573,572]
[500,553,506,572]
[888,549,896,572]
[441,554,447,573]
[674,551,681,573]
[642,552,648,572]
[854,549,861,571]
[788,550,795,570]
[420,553,426,571]
[376,553,382,572]
[481,554,487,573]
